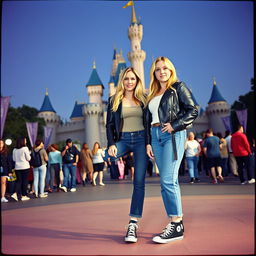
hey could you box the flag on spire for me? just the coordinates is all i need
[123,0,134,9]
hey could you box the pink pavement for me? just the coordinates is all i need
[2,195,254,255]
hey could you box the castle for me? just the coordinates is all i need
[38,4,230,149]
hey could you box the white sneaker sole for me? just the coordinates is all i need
[124,236,137,243]
[152,235,183,244]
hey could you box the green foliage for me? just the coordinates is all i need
[3,104,46,149]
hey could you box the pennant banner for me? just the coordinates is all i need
[221,116,231,132]
[123,0,133,8]
[26,122,38,147]
[43,126,53,149]
[0,96,10,138]
[236,109,247,132]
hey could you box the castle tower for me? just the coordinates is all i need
[127,3,146,88]
[205,79,230,134]
[38,89,60,144]
[86,61,104,104]
[109,48,127,97]
[84,62,105,148]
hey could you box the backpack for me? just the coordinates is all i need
[30,149,42,167]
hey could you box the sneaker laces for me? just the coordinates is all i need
[160,223,175,238]
[126,223,138,237]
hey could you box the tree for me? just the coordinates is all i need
[3,105,46,148]
[231,78,255,145]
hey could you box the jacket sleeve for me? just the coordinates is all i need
[106,97,116,148]
[171,82,198,132]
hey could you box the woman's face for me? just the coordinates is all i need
[154,60,172,84]
[123,70,137,92]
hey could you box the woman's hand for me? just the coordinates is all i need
[161,123,174,133]
[146,144,154,159]
[108,145,117,158]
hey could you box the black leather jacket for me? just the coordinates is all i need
[106,97,147,148]
[145,81,198,146]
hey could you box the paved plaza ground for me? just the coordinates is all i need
[1,172,255,255]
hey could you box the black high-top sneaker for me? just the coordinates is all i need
[124,220,138,243]
[152,222,184,244]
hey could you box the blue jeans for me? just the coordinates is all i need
[105,130,148,218]
[186,156,199,179]
[33,164,47,195]
[63,163,77,189]
[151,127,186,217]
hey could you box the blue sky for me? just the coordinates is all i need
[1,0,253,121]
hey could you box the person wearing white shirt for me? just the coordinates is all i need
[12,137,31,201]
[92,142,105,186]
[185,132,201,183]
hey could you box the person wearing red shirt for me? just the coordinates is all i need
[231,124,255,184]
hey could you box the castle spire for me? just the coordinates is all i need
[127,0,146,88]
[213,77,217,86]
[131,3,137,24]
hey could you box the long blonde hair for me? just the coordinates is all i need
[146,56,179,105]
[111,67,146,112]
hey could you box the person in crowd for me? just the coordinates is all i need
[185,131,201,183]
[200,132,209,176]
[225,130,238,177]
[117,157,125,180]
[231,124,255,184]
[146,56,198,243]
[217,132,229,177]
[32,139,48,198]
[106,66,148,243]
[92,142,105,186]
[203,128,224,184]
[1,139,13,202]
[60,138,79,192]
[80,143,94,186]
[108,158,119,180]
[124,152,135,180]
[48,144,62,192]
[11,137,31,201]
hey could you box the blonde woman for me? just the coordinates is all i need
[106,67,148,243]
[146,57,198,243]
[92,142,105,186]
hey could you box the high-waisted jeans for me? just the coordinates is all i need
[33,164,47,195]
[151,127,186,217]
[105,130,148,218]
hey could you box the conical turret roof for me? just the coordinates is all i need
[70,101,85,119]
[39,89,56,113]
[208,80,226,104]
[86,62,104,88]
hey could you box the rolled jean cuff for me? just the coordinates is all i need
[129,213,142,218]
[168,214,183,218]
